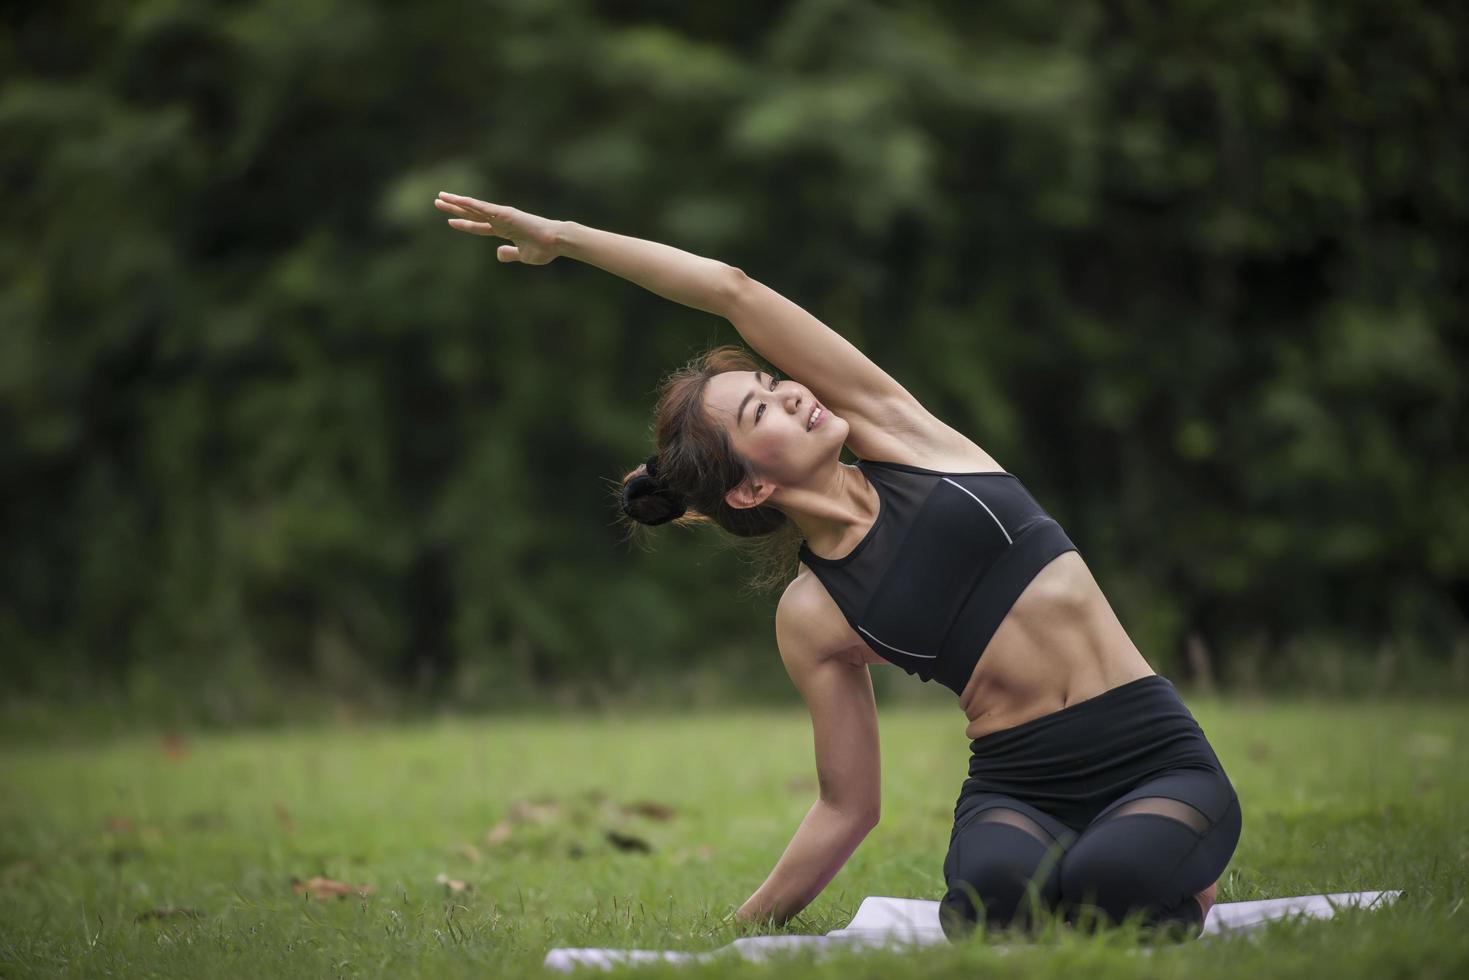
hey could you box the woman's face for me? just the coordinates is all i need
[702,369,847,490]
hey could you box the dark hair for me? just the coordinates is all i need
[616,345,800,590]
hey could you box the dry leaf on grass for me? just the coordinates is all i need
[621,801,677,822]
[135,906,201,922]
[508,799,563,824]
[484,796,567,847]
[105,815,135,834]
[162,731,189,761]
[274,802,296,834]
[453,842,483,863]
[291,876,374,901]
[605,830,652,854]
[435,873,472,893]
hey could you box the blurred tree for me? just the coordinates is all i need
[0,0,1464,715]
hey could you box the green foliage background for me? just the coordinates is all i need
[2,0,1466,716]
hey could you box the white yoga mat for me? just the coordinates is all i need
[543,890,1399,971]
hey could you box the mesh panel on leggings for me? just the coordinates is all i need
[974,807,1057,844]
[1099,797,1210,834]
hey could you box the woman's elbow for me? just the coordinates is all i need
[828,797,880,832]
[713,263,752,316]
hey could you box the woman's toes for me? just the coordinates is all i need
[1194,881,1219,921]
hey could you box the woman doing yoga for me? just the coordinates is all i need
[435,191,1242,938]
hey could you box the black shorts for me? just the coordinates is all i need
[942,675,1242,936]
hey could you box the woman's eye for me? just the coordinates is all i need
[756,375,779,423]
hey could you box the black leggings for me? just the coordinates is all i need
[941,676,1242,937]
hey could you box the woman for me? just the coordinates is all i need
[434,191,1242,938]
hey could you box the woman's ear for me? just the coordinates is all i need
[724,479,776,510]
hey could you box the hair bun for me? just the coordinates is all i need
[622,455,688,526]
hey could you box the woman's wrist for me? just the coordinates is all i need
[551,219,581,261]
[733,896,777,927]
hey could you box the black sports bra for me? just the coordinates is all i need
[796,459,1077,695]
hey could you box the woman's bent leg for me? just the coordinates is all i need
[1058,768,1242,932]
[941,794,1076,939]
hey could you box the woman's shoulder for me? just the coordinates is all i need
[775,566,864,658]
[780,569,889,667]
[779,566,842,620]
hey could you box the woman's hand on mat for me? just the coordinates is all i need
[434,192,560,265]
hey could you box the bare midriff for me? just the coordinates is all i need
[843,549,1153,739]
[956,551,1154,739]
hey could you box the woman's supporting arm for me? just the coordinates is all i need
[736,576,882,926]
[736,798,876,925]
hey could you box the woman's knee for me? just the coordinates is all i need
[941,833,1062,938]
[1059,837,1164,926]
[1059,796,1241,928]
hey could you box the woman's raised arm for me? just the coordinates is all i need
[435,193,936,448]
[436,193,744,315]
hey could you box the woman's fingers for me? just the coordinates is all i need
[438,196,502,236]
[446,218,496,236]
[438,192,504,222]
[437,196,524,239]
[433,198,476,218]
[436,198,496,224]
[437,193,535,259]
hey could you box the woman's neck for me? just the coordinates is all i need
[770,462,879,556]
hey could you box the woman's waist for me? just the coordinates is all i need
[963,672,1218,776]
[958,555,1154,739]
[961,658,1155,740]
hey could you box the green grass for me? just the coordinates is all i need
[2,699,1467,978]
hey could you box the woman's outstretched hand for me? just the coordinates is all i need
[434,192,561,265]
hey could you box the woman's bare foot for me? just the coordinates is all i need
[1194,881,1219,924]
